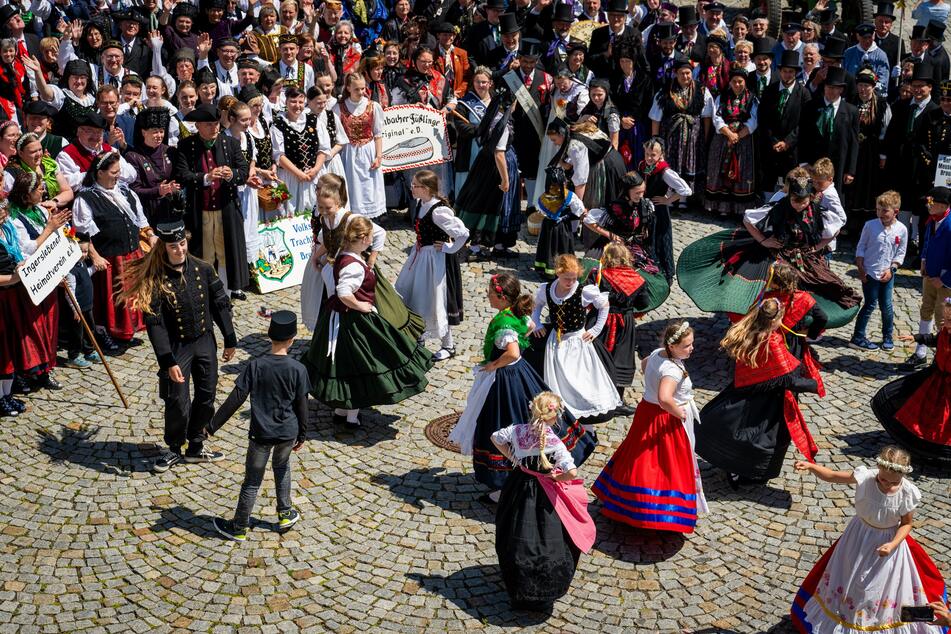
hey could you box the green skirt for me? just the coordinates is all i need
[374,265,426,341]
[303,308,434,409]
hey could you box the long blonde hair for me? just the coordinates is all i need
[721,297,784,368]
[118,243,176,314]
[528,392,563,471]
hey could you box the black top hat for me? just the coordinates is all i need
[751,37,773,58]
[605,0,626,14]
[911,61,936,85]
[781,10,802,29]
[855,68,878,85]
[498,12,521,35]
[23,100,56,118]
[155,220,187,243]
[912,24,928,40]
[653,21,678,41]
[0,5,19,25]
[518,38,543,58]
[268,310,298,341]
[74,110,108,129]
[184,103,220,122]
[433,21,456,34]
[821,37,847,59]
[825,65,847,87]
[136,106,171,131]
[678,5,699,25]
[874,2,896,19]
[817,8,836,23]
[926,19,946,42]
[779,49,800,69]
[551,2,574,23]
[484,0,506,10]
[854,23,875,36]
[925,186,951,203]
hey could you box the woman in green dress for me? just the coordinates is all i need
[4,132,73,208]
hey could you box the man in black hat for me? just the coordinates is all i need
[0,5,39,58]
[800,66,859,195]
[486,13,523,72]
[698,1,727,39]
[885,63,939,253]
[807,37,857,102]
[173,103,250,299]
[22,100,65,158]
[759,49,811,197]
[873,3,904,84]
[814,7,840,46]
[539,2,575,73]
[751,37,778,100]
[903,25,933,68]
[127,220,236,473]
[674,4,705,65]
[647,21,687,91]
[844,23,890,97]
[771,12,804,66]
[433,22,471,98]
[925,20,950,82]
[271,33,315,92]
[114,9,154,77]
[464,0,506,65]
[589,0,644,76]
[56,110,139,188]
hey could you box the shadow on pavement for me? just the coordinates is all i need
[405,566,553,627]
[37,425,159,475]
[588,506,687,563]
[369,467,495,522]
[837,430,893,460]
[304,404,401,448]
[699,466,793,510]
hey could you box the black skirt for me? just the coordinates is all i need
[445,250,464,327]
[534,218,576,276]
[597,307,637,387]
[872,368,951,465]
[496,463,580,610]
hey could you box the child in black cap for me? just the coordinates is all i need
[205,310,311,542]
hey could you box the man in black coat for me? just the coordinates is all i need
[758,50,811,195]
[873,3,904,84]
[807,36,857,102]
[114,10,155,78]
[464,0,506,65]
[674,5,705,65]
[925,20,951,82]
[750,37,779,100]
[0,5,40,58]
[172,104,251,300]
[486,13,524,78]
[799,66,859,196]
[588,0,643,77]
[647,22,687,91]
[539,2,575,74]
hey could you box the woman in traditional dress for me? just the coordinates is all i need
[72,151,151,347]
[593,319,707,533]
[449,273,595,502]
[126,108,183,226]
[492,391,595,611]
[395,170,468,361]
[678,170,863,328]
[361,54,390,108]
[696,33,731,100]
[310,85,348,179]
[271,86,322,214]
[565,41,594,87]
[577,79,620,150]
[705,67,758,217]
[0,199,28,415]
[34,59,96,139]
[529,254,622,422]
[545,119,627,216]
[329,20,363,87]
[453,66,494,199]
[248,6,286,64]
[334,72,386,218]
[696,297,821,488]
[533,166,586,278]
[759,261,828,375]
[302,215,432,428]
[846,68,891,236]
[5,132,73,208]
[610,40,652,169]
[873,300,951,465]
[533,69,589,189]
[649,60,714,196]
[456,89,519,261]
[791,447,947,633]
[6,170,69,390]
[225,101,265,270]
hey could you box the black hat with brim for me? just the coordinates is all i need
[238,84,264,103]
[911,61,936,85]
[0,5,19,26]
[552,2,574,23]
[817,8,836,23]
[925,186,951,203]
[605,0,626,14]
[74,110,108,130]
[518,38,544,58]
[678,5,699,25]
[499,13,521,35]
[184,103,220,122]
[855,23,875,36]
[484,0,506,10]
[155,220,187,243]
[926,19,946,42]
[874,2,896,19]
[779,49,800,69]
[751,37,773,58]
[855,68,878,85]
[825,65,847,87]
[268,310,298,340]
[821,36,847,59]
[653,22,677,41]
[23,100,56,118]
[433,21,456,34]
[912,25,928,40]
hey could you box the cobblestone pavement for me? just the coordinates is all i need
[2,204,949,634]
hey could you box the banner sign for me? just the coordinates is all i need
[20,229,82,306]
[936,154,951,188]
[381,104,452,173]
[253,216,312,293]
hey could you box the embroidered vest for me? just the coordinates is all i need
[338,100,374,147]
[251,120,273,170]
[326,253,376,312]
[274,113,320,168]
[415,205,450,246]
[61,142,115,174]
[78,188,141,258]
[547,283,587,335]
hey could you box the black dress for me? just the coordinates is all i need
[846,95,888,225]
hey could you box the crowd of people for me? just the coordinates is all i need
[0,0,950,628]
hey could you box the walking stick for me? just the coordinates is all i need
[62,284,129,409]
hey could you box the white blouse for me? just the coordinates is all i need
[563,139,589,186]
[269,112,311,164]
[316,110,350,156]
[711,95,759,135]
[643,348,693,405]
[72,184,148,239]
[415,198,469,254]
[491,424,575,472]
[853,465,922,529]
[531,281,609,337]
[332,98,384,138]
[315,209,386,255]
[648,87,716,122]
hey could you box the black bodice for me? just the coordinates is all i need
[547,283,587,333]
[415,205,450,246]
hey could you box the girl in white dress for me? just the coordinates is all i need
[309,85,349,180]
[791,446,947,633]
[334,73,386,219]
[529,254,622,422]
[394,170,469,360]
[226,102,263,266]
[271,86,322,214]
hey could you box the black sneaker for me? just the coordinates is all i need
[213,518,247,542]
[96,329,122,356]
[153,450,182,472]
[35,373,63,390]
[0,396,20,417]
[277,508,301,531]
[183,449,225,463]
[11,374,30,395]
[902,353,927,368]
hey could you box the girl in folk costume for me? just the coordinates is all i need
[588,243,649,414]
[594,320,707,533]
[696,33,732,100]
[705,67,758,217]
[492,392,596,611]
[639,136,691,274]
[328,21,363,86]
[0,198,29,415]
[610,40,653,169]
[300,175,351,331]
[533,68,589,194]
[126,108,184,227]
[6,172,70,391]
[696,298,821,488]
[5,132,73,209]
[36,59,96,139]
[271,86,322,214]
[649,60,714,194]
[544,119,627,217]
[301,215,433,428]
[456,89,520,261]
[239,86,277,190]
[394,170,468,361]
[759,261,828,381]
[174,81,199,141]
[309,85,349,179]
[578,79,621,150]
[791,447,947,634]
[334,72,385,218]
[381,41,404,97]
[449,273,594,502]
[533,166,586,278]
[453,66,495,198]
[360,54,389,108]
[874,300,951,465]
[0,40,28,122]
[71,151,152,345]
[529,254,622,422]
[226,102,265,266]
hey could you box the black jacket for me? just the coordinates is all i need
[799,97,860,184]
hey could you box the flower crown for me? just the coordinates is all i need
[666,321,690,345]
[95,150,117,171]
[876,456,913,474]
[15,132,38,153]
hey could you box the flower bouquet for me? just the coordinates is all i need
[258,180,291,212]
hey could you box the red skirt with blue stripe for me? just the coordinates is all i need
[593,399,698,533]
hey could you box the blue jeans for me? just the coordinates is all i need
[852,275,896,342]
[233,439,295,529]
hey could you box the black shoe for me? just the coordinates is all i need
[96,329,122,356]
[332,413,347,426]
[153,450,182,473]
[212,518,247,542]
[477,493,498,505]
[11,374,30,395]
[8,397,26,413]
[614,403,636,416]
[35,373,62,390]
[902,353,927,368]
[344,417,361,429]
[231,290,247,301]
[183,448,225,463]
[491,247,516,259]
[0,396,20,417]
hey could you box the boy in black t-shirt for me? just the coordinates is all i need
[205,310,311,542]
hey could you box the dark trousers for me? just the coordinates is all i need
[159,332,218,453]
[233,439,295,529]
